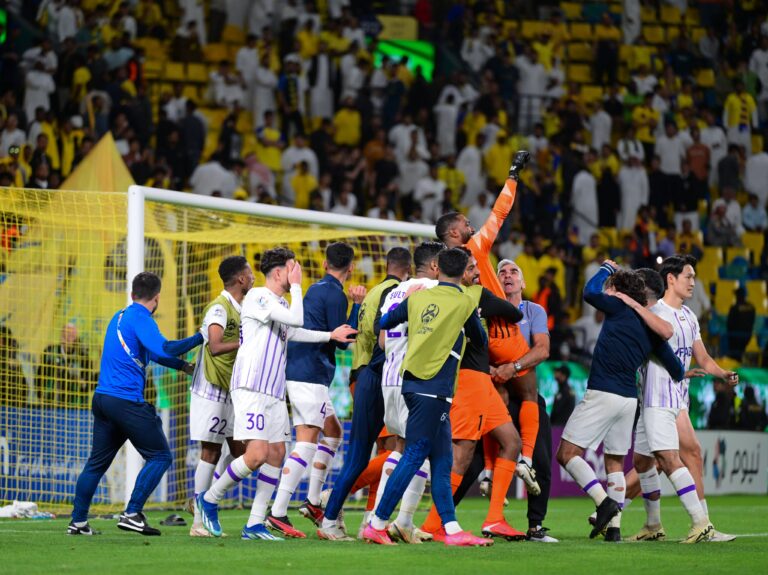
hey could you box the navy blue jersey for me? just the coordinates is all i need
[286,274,359,386]
[583,263,685,398]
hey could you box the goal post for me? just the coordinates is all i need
[124,185,435,506]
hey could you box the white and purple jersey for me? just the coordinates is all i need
[640,299,700,409]
[380,277,438,387]
[231,284,331,400]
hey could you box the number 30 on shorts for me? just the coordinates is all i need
[246,413,265,431]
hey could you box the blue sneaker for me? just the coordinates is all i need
[196,492,222,537]
[241,523,284,541]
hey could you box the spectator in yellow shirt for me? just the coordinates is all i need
[291,160,319,210]
[437,155,466,207]
[632,93,660,162]
[332,97,361,147]
[256,110,284,174]
[723,79,759,155]
[297,20,319,60]
[484,131,513,188]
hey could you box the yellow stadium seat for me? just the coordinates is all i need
[746,281,768,313]
[164,61,185,82]
[561,2,583,20]
[641,6,657,23]
[203,43,230,63]
[581,85,604,103]
[143,59,163,80]
[643,26,666,44]
[726,247,751,265]
[685,8,700,26]
[691,27,706,43]
[503,19,520,34]
[520,20,541,39]
[703,245,724,265]
[203,130,221,160]
[667,26,681,42]
[714,279,739,315]
[568,42,593,62]
[182,85,200,102]
[660,5,682,24]
[186,62,208,84]
[236,112,254,134]
[742,232,764,262]
[752,135,764,157]
[696,68,715,88]
[221,25,245,45]
[567,64,592,84]
[569,23,593,41]
[199,107,229,127]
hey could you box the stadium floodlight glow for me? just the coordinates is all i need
[125,185,435,504]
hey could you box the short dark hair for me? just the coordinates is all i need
[438,248,470,278]
[659,254,697,290]
[326,242,355,271]
[260,247,296,276]
[636,268,664,300]
[608,270,647,307]
[386,247,412,272]
[132,272,162,300]
[435,212,463,242]
[413,241,445,270]
[218,256,249,285]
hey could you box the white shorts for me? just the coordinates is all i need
[561,389,638,456]
[286,380,335,428]
[189,392,235,443]
[382,385,409,438]
[232,388,291,443]
[634,406,681,456]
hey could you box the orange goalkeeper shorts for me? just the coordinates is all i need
[487,320,531,376]
[451,369,512,441]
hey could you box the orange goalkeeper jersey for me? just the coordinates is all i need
[465,177,531,370]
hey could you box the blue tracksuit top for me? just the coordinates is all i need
[95,302,203,403]
[286,274,360,386]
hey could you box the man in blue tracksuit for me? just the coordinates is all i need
[555,260,685,541]
[69,272,203,536]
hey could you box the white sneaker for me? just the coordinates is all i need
[189,525,212,537]
[317,524,354,542]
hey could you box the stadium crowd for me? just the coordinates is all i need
[2,0,768,359]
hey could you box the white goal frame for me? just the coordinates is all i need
[124,185,435,504]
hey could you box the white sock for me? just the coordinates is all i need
[193,460,216,524]
[374,451,401,511]
[669,467,706,526]
[214,451,234,481]
[308,437,341,506]
[271,442,316,517]
[638,467,662,526]
[371,515,388,530]
[322,516,337,529]
[700,498,708,518]
[444,521,462,535]
[394,459,430,528]
[360,510,371,529]
[606,472,625,528]
[247,463,281,527]
[565,456,606,505]
[204,456,253,503]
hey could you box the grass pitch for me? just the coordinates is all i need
[1,495,766,575]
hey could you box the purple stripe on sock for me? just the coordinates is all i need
[317,444,335,457]
[257,472,279,486]
[676,484,696,496]
[385,458,400,466]
[213,472,221,480]
[583,479,599,493]
[226,464,242,483]
[415,470,428,479]
[642,490,660,500]
[289,455,308,467]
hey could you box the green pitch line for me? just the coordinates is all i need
[1,496,766,575]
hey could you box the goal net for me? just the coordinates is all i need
[0,185,433,512]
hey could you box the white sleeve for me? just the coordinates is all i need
[287,327,331,342]
[203,303,227,330]
[263,284,304,327]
